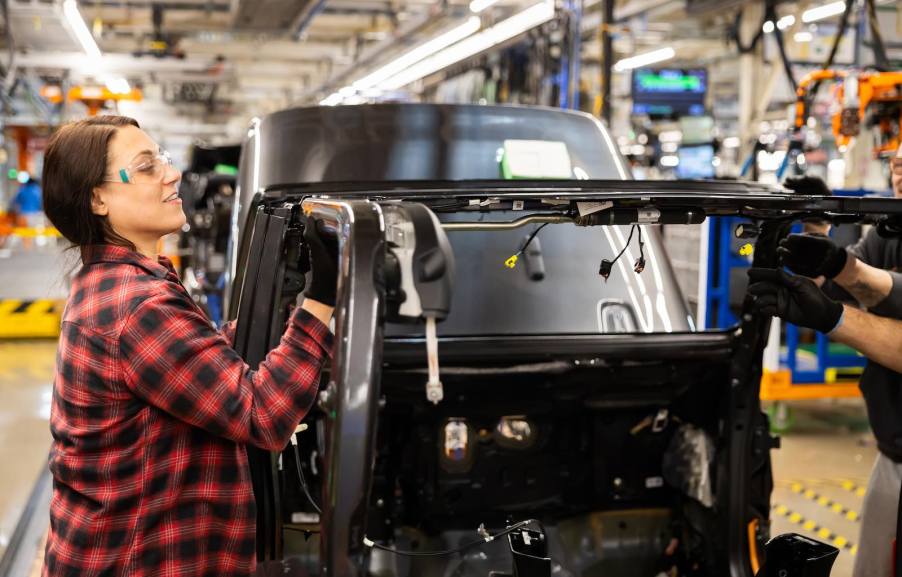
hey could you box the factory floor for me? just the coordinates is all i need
[0,337,878,577]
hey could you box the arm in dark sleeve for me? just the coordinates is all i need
[844,228,902,317]
[846,227,881,264]
[119,289,331,451]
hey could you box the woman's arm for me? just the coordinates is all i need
[120,289,332,451]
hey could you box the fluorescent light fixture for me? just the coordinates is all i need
[777,15,795,30]
[378,0,554,90]
[353,17,481,91]
[794,31,813,42]
[802,1,845,23]
[470,0,501,12]
[613,47,675,72]
[660,155,679,167]
[104,76,131,94]
[319,92,343,106]
[762,21,775,34]
[658,130,682,143]
[63,0,102,60]
[338,86,356,97]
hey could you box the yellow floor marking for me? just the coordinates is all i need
[833,536,848,548]
[817,527,832,539]
[803,520,817,531]
[846,511,859,521]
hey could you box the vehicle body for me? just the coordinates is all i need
[178,143,241,325]
[225,105,895,577]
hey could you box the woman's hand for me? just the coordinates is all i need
[300,219,338,323]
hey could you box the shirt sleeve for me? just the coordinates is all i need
[119,288,332,451]
[846,227,881,264]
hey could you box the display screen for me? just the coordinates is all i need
[676,144,715,179]
[632,68,707,117]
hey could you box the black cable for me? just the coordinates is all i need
[865,0,889,70]
[366,519,543,558]
[292,442,322,514]
[520,222,549,255]
[612,224,636,264]
[767,1,797,93]
[731,8,764,55]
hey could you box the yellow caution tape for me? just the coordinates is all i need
[0,299,62,338]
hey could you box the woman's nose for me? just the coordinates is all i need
[163,164,182,185]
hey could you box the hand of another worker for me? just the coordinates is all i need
[783,175,832,197]
[777,233,848,279]
[303,219,339,307]
[747,268,844,334]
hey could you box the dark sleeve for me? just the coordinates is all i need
[846,227,882,265]
[847,228,902,318]
[868,273,902,318]
[119,288,331,451]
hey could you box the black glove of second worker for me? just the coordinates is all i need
[303,219,339,307]
[783,175,832,196]
[747,268,844,334]
[777,233,848,279]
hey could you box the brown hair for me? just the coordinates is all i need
[42,115,140,258]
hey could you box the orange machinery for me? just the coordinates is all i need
[794,69,902,157]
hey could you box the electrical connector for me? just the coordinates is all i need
[633,256,645,274]
[598,259,614,281]
[505,254,519,268]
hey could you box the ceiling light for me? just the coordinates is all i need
[104,76,131,94]
[762,21,775,34]
[658,130,682,143]
[353,17,481,91]
[802,1,845,23]
[777,15,795,30]
[378,0,553,90]
[319,92,342,106]
[613,47,675,72]
[63,0,102,60]
[794,31,813,42]
[338,86,356,97]
[723,136,741,148]
[470,0,501,12]
[660,155,679,167]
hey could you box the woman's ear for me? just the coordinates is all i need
[91,187,109,216]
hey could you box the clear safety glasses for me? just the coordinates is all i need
[106,150,174,184]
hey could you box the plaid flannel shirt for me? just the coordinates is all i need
[44,245,331,577]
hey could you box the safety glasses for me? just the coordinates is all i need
[106,150,174,184]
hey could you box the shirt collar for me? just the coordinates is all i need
[81,244,176,279]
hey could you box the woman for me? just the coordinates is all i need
[40,115,336,576]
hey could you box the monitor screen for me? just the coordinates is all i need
[632,68,707,118]
[676,144,715,179]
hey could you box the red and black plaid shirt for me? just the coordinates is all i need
[44,244,331,577]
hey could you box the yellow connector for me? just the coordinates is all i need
[504,254,519,269]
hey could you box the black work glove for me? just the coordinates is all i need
[747,268,844,334]
[303,219,339,306]
[777,233,848,279]
[783,175,832,196]
[784,176,832,226]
